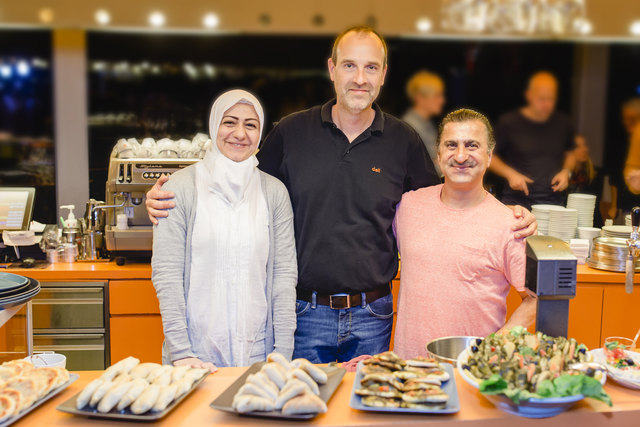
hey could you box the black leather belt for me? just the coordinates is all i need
[296,284,391,309]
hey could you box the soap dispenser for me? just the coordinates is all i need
[60,205,81,246]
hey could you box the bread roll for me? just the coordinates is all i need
[174,377,193,398]
[152,371,172,386]
[246,373,278,400]
[147,365,172,383]
[261,363,286,389]
[152,384,177,412]
[281,392,327,415]
[266,352,291,371]
[89,380,114,407]
[170,365,190,383]
[236,383,274,401]
[76,378,103,409]
[116,378,148,411]
[300,364,328,385]
[129,363,161,380]
[130,384,161,415]
[275,380,307,410]
[288,368,319,395]
[98,380,134,413]
[233,394,275,413]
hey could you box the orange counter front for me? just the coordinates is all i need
[5,262,640,365]
[13,367,640,426]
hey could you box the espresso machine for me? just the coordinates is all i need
[525,235,577,337]
[104,156,198,257]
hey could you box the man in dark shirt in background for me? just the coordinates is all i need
[489,71,576,209]
[145,27,537,363]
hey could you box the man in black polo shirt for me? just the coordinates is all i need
[145,27,537,363]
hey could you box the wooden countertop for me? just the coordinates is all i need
[2,261,152,281]
[3,261,638,285]
[14,367,640,426]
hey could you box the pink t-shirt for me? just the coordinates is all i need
[393,184,526,359]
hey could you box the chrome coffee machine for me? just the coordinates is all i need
[525,235,577,338]
[104,157,198,254]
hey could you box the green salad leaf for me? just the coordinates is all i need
[508,326,526,337]
[479,373,612,406]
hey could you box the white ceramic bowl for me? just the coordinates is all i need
[456,347,604,418]
[24,353,67,368]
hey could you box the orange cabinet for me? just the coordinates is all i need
[601,285,640,346]
[567,285,604,350]
[109,280,163,363]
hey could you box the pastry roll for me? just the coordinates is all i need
[147,365,172,383]
[236,383,274,401]
[275,380,307,410]
[170,365,190,383]
[153,371,172,386]
[261,363,286,389]
[288,368,319,395]
[98,380,134,413]
[300,364,327,385]
[233,394,275,413]
[152,384,177,412]
[129,363,161,380]
[281,392,327,415]
[89,380,114,407]
[76,378,103,409]
[116,378,148,411]
[130,384,161,415]
[184,368,208,384]
[266,352,292,371]
[174,377,194,398]
[246,373,278,400]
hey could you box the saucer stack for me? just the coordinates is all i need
[567,193,596,228]
[531,204,561,236]
[601,225,632,239]
[548,207,578,242]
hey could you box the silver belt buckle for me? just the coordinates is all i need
[329,294,350,309]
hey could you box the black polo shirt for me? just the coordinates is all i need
[257,99,440,294]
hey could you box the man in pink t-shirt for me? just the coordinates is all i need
[393,109,537,359]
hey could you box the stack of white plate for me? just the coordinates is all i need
[602,225,632,239]
[548,207,578,241]
[567,193,596,228]
[626,214,631,227]
[531,204,562,236]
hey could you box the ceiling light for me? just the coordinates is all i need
[95,9,110,25]
[203,13,219,28]
[38,8,54,24]
[0,65,11,79]
[631,20,640,36]
[149,11,165,27]
[416,17,432,33]
[16,61,29,76]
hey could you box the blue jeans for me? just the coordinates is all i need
[292,293,393,363]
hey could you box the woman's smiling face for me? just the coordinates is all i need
[215,102,261,162]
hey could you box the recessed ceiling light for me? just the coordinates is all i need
[203,13,219,28]
[16,61,30,76]
[0,65,12,78]
[149,11,165,27]
[416,17,432,33]
[631,20,640,36]
[95,9,110,25]
[38,8,54,24]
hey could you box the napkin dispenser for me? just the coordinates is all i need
[525,235,577,338]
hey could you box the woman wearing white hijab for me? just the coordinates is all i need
[152,90,297,370]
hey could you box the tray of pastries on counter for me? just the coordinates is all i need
[56,356,209,421]
[0,358,76,426]
[210,352,346,420]
[349,351,460,414]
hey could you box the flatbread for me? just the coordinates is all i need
[0,394,17,422]
[402,389,449,404]
[362,395,401,408]
[281,392,327,415]
[355,384,402,399]
[0,389,22,416]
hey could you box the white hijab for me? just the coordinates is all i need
[189,89,270,366]
[201,89,265,206]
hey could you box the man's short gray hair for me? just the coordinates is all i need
[437,108,496,153]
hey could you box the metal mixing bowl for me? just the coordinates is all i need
[426,336,482,366]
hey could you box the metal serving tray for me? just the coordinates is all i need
[349,362,460,414]
[210,362,346,420]
[56,372,208,421]
[0,373,78,427]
